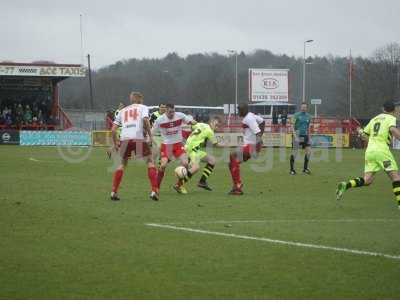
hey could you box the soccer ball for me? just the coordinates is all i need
[174,166,188,179]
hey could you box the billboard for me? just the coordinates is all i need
[0,64,86,77]
[20,131,91,146]
[214,133,349,148]
[92,131,113,146]
[248,69,289,102]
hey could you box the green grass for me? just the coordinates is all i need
[0,146,399,300]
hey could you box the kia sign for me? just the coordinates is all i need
[248,69,289,102]
[262,78,279,89]
[0,130,20,145]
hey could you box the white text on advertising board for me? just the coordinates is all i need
[0,65,87,77]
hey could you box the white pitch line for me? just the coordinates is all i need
[29,157,41,162]
[166,219,400,225]
[145,223,400,261]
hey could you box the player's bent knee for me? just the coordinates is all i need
[121,159,128,168]
[388,171,400,182]
[180,160,189,168]
[207,156,216,165]
[363,176,374,185]
[229,152,237,161]
[159,159,168,169]
[243,152,251,162]
[191,164,200,173]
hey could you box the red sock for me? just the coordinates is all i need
[229,155,241,187]
[157,169,165,188]
[148,167,158,192]
[112,169,124,193]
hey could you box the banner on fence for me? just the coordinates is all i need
[20,131,91,146]
[215,133,349,148]
[88,131,349,148]
[215,132,290,147]
[310,134,349,148]
[92,131,112,146]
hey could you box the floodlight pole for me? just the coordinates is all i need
[302,40,314,104]
[349,49,352,118]
[87,54,94,110]
[80,14,84,66]
[228,50,238,116]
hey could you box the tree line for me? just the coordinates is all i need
[59,42,400,119]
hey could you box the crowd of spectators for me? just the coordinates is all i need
[0,96,56,129]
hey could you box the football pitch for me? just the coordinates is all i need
[1,146,400,299]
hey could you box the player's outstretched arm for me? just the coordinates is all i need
[291,116,298,139]
[357,127,369,141]
[185,113,197,125]
[390,126,400,140]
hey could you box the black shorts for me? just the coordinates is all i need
[293,134,311,149]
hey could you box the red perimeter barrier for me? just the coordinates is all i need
[58,107,73,130]
[0,124,56,130]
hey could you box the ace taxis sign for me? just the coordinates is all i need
[0,65,87,77]
[248,69,289,102]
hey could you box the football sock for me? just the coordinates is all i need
[200,164,214,183]
[346,177,365,190]
[147,167,158,192]
[304,154,310,170]
[392,181,400,206]
[229,154,241,187]
[157,169,165,188]
[112,169,124,193]
[290,154,295,171]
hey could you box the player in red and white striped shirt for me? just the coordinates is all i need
[110,92,159,201]
[228,103,265,195]
[152,103,195,194]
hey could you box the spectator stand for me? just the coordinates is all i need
[0,62,86,131]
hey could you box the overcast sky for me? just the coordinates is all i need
[1,0,399,68]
